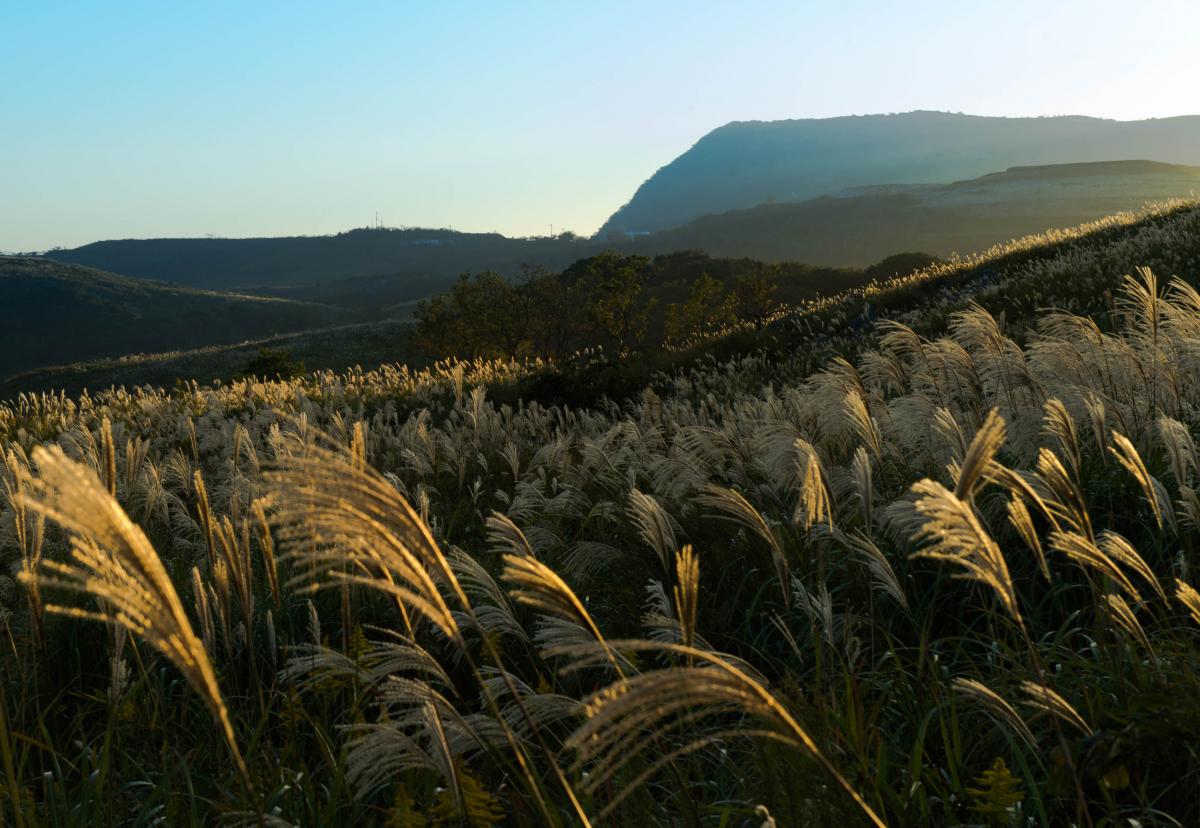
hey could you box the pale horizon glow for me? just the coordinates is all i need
[3,0,1199,251]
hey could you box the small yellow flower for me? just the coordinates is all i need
[966,758,1023,825]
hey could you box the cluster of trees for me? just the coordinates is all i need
[413,252,783,362]
[239,347,306,380]
[862,251,942,281]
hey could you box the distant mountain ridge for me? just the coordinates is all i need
[45,228,593,290]
[956,159,1200,184]
[625,159,1200,266]
[598,111,1200,235]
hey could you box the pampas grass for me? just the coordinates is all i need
[908,410,1023,628]
[15,446,250,786]
[3,202,1200,824]
[559,641,887,827]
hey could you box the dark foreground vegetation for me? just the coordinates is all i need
[1,201,1200,826]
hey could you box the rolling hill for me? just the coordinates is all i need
[0,318,422,399]
[599,111,1200,235]
[0,257,349,380]
[1,251,872,399]
[42,228,594,290]
[629,160,1200,265]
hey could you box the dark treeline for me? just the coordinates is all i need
[413,250,936,362]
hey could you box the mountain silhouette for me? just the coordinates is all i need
[598,111,1200,236]
[624,159,1200,265]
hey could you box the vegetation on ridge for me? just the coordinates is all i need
[412,251,864,363]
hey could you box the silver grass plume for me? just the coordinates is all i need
[268,440,589,826]
[1035,449,1093,539]
[844,389,883,461]
[672,544,700,649]
[909,476,1020,624]
[794,439,832,531]
[1006,496,1050,581]
[909,410,1022,627]
[1176,579,1200,624]
[843,529,907,609]
[954,408,1006,501]
[952,678,1036,749]
[485,510,536,559]
[1157,416,1197,489]
[700,484,789,604]
[16,446,250,786]
[1096,531,1167,604]
[447,546,529,645]
[1082,393,1109,455]
[1043,399,1083,481]
[1103,594,1157,661]
[266,442,463,644]
[1110,431,1176,532]
[1179,487,1200,532]
[502,553,625,675]
[1020,681,1093,737]
[1048,531,1154,606]
[558,640,886,827]
[932,407,968,465]
[850,446,874,529]
[627,489,680,574]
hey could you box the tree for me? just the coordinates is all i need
[863,252,942,281]
[575,252,656,354]
[665,273,734,347]
[731,268,780,329]
[240,347,305,380]
[519,265,585,361]
[413,272,526,361]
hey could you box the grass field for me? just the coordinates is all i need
[2,200,1200,826]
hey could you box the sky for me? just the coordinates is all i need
[3,0,1199,251]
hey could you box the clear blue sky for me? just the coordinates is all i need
[3,0,1198,251]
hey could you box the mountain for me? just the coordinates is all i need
[0,257,348,380]
[599,111,1200,236]
[626,160,1200,266]
[43,228,595,291]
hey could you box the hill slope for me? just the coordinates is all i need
[0,257,348,379]
[630,160,1200,265]
[0,318,421,399]
[2,251,870,399]
[599,111,1200,235]
[43,228,594,290]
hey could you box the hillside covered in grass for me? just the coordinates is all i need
[2,201,1200,826]
[0,257,349,380]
